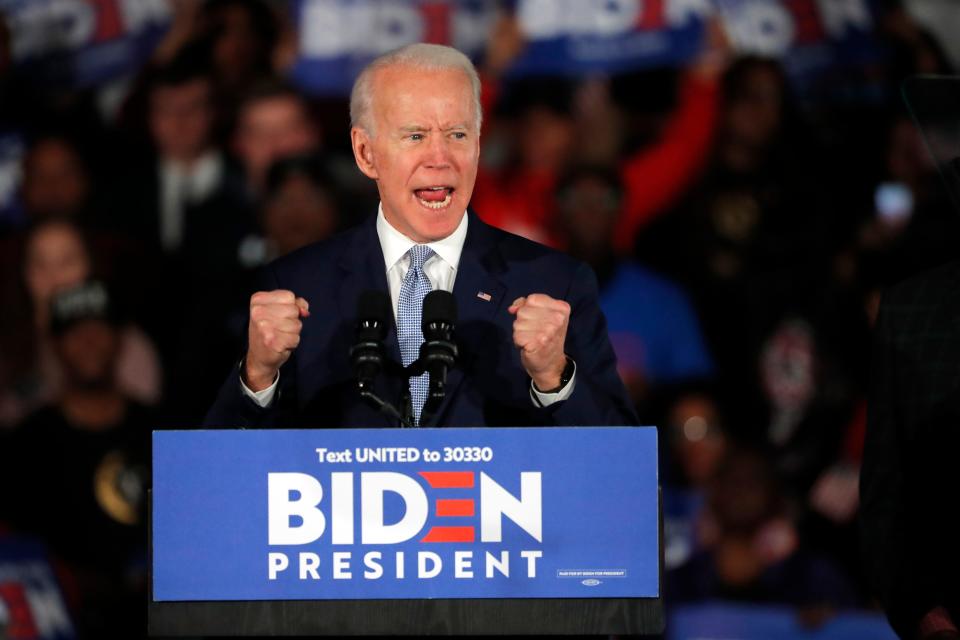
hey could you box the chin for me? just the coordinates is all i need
[404,204,465,241]
[415,215,460,242]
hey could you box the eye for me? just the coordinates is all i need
[409,133,424,141]
[451,131,467,140]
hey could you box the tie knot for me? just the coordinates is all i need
[407,245,434,270]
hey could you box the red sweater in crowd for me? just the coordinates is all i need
[473,72,719,254]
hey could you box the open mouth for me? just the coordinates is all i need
[414,186,454,210]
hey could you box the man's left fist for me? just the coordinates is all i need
[508,293,570,391]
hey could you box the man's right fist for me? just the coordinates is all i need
[244,290,310,391]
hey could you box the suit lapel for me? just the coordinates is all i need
[425,213,507,426]
[336,214,400,363]
[332,215,403,426]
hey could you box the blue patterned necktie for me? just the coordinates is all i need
[398,245,434,425]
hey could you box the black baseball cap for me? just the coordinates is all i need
[49,281,120,335]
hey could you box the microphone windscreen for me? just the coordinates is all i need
[357,290,391,332]
[422,290,457,327]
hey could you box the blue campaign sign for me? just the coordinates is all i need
[288,0,494,96]
[1,0,172,89]
[286,0,881,104]
[507,0,706,77]
[152,427,659,601]
[715,0,882,100]
[286,0,707,96]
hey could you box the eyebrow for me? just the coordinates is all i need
[398,124,470,133]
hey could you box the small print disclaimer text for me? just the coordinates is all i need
[557,569,628,578]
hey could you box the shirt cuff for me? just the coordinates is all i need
[240,364,279,408]
[529,360,576,407]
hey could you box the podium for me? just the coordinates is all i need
[148,427,663,636]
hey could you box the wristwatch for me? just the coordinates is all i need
[537,356,575,394]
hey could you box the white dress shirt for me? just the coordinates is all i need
[242,204,575,411]
[158,151,224,252]
[377,203,467,320]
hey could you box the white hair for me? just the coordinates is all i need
[349,43,482,136]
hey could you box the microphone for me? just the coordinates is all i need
[418,290,458,423]
[350,290,391,389]
[350,290,410,427]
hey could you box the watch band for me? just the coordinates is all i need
[537,356,575,394]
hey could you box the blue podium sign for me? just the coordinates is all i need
[152,427,659,602]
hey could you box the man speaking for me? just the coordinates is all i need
[204,44,636,428]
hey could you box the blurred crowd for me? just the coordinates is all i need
[0,0,957,637]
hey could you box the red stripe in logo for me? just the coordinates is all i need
[421,526,475,543]
[436,499,475,517]
[419,471,474,488]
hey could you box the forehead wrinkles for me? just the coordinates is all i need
[369,65,477,132]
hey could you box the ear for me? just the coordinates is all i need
[350,127,378,180]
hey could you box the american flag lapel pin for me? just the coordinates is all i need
[476,291,492,302]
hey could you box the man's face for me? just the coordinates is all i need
[264,173,338,256]
[149,78,214,162]
[25,222,90,305]
[558,176,620,254]
[351,65,479,243]
[22,139,89,219]
[235,96,319,189]
[56,319,119,390]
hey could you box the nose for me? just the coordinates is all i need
[423,134,453,169]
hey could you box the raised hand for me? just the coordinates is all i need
[508,293,570,391]
[244,289,309,391]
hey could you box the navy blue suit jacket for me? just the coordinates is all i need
[204,212,637,428]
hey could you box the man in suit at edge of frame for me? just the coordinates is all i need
[203,43,637,429]
[862,258,960,640]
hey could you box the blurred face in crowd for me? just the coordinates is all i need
[519,106,575,171]
[21,138,90,219]
[55,319,119,390]
[149,77,215,163]
[24,222,91,310]
[710,451,778,534]
[557,174,621,257]
[351,65,479,243]
[264,172,338,256]
[208,4,269,87]
[669,394,726,487]
[235,95,319,189]
[722,63,783,165]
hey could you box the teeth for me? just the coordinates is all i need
[417,192,452,209]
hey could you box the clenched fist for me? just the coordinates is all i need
[508,293,570,391]
[244,290,310,391]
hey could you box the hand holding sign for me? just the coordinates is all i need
[245,289,310,391]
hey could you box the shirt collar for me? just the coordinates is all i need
[376,203,468,272]
[161,150,221,178]
[160,151,224,198]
